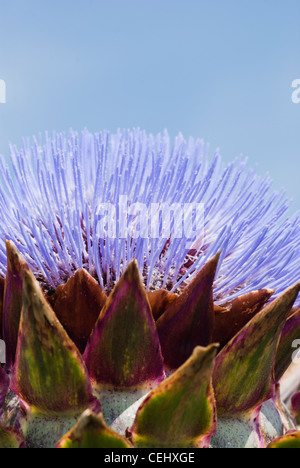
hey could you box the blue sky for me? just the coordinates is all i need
[0,0,300,211]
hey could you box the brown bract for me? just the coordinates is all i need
[47,269,107,354]
[156,253,220,370]
[147,289,177,321]
[213,289,275,347]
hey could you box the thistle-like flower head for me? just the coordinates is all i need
[0,129,299,304]
[0,128,300,449]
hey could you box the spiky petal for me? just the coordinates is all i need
[157,253,219,369]
[212,282,300,416]
[56,410,133,448]
[129,344,218,448]
[84,261,164,388]
[11,269,98,415]
[47,269,107,353]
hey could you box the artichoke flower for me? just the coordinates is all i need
[0,128,300,449]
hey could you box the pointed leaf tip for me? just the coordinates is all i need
[267,431,300,448]
[157,253,220,369]
[84,261,164,388]
[11,270,97,415]
[213,282,300,416]
[48,269,107,353]
[213,288,275,347]
[130,344,219,448]
[275,307,300,381]
[3,240,30,369]
[56,410,133,448]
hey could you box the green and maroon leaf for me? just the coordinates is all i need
[268,431,300,448]
[156,253,220,370]
[291,392,300,425]
[3,241,30,369]
[56,410,133,448]
[0,366,9,412]
[11,270,99,415]
[212,283,300,416]
[0,277,5,340]
[130,344,218,448]
[147,289,177,321]
[0,425,24,448]
[47,269,107,354]
[213,289,274,347]
[84,261,164,388]
[275,308,300,381]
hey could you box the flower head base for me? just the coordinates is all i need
[0,240,299,448]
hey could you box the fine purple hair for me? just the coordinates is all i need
[0,128,299,305]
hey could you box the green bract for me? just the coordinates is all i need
[0,241,299,448]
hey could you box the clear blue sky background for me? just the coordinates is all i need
[0,0,300,211]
